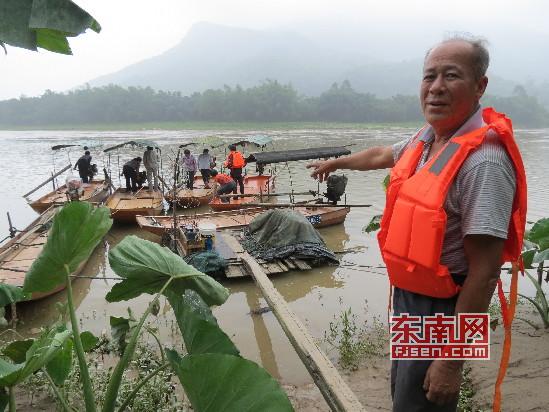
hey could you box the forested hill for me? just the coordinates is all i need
[1,81,548,128]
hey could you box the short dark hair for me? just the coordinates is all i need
[210,169,218,176]
[136,157,142,162]
[85,151,90,155]
[184,149,190,155]
[147,146,153,150]
[228,144,237,151]
[203,148,209,153]
[426,34,490,80]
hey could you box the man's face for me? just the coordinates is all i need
[421,41,488,135]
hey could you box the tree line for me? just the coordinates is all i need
[1,80,547,127]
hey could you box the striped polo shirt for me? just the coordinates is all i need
[392,107,517,275]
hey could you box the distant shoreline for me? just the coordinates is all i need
[0,121,422,132]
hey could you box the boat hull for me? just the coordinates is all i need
[29,179,110,213]
[105,188,164,223]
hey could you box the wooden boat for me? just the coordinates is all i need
[0,206,67,300]
[209,175,273,211]
[164,176,214,208]
[105,187,164,223]
[29,179,110,213]
[136,205,350,236]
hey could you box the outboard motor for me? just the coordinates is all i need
[324,174,348,204]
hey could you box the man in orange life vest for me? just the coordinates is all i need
[308,36,526,411]
[224,144,246,194]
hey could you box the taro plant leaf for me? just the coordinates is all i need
[533,248,549,264]
[527,218,549,251]
[518,271,549,329]
[0,328,71,387]
[106,236,228,306]
[0,0,101,54]
[166,290,239,356]
[166,350,294,412]
[382,174,390,191]
[0,283,27,307]
[80,331,99,352]
[522,248,537,269]
[363,214,382,234]
[23,202,112,294]
[2,339,34,364]
[45,338,73,385]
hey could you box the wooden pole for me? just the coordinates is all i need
[216,191,315,199]
[23,163,71,198]
[231,202,370,208]
[221,234,366,412]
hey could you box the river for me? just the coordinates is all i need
[0,127,547,385]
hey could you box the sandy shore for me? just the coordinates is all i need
[285,305,549,411]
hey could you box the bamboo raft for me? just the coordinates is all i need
[137,205,350,236]
[105,187,164,223]
[209,175,273,211]
[29,179,110,213]
[0,206,68,300]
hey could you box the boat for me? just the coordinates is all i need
[136,205,350,236]
[209,175,273,211]
[105,188,164,223]
[0,206,67,300]
[164,176,214,208]
[29,179,110,213]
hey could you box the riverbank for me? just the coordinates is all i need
[284,304,549,411]
[0,120,421,131]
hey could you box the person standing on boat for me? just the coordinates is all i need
[224,144,246,194]
[143,146,159,191]
[180,149,198,189]
[198,148,213,188]
[308,36,526,412]
[210,169,236,203]
[74,150,92,183]
[122,157,142,193]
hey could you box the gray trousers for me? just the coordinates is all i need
[146,167,158,191]
[391,287,460,412]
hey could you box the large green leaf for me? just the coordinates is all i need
[109,315,137,355]
[45,338,73,385]
[29,0,101,34]
[522,248,537,269]
[23,202,112,294]
[166,290,239,356]
[0,284,27,307]
[106,236,228,306]
[35,28,71,54]
[166,350,294,412]
[0,328,71,387]
[0,0,36,50]
[527,218,549,251]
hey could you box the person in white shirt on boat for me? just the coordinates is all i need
[143,146,159,192]
[198,148,213,188]
[180,149,198,189]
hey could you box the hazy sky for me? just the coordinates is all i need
[2,0,548,100]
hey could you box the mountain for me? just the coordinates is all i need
[88,22,538,100]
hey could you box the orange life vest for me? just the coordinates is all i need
[224,151,245,169]
[378,107,527,299]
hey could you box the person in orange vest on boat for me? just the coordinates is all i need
[308,36,526,412]
[210,169,236,203]
[224,144,246,195]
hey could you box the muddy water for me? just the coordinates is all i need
[0,128,548,385]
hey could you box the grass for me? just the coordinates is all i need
[20,337,188,411]
[324,307,388,371]
[457,366,485,412]
[0,120,422,131]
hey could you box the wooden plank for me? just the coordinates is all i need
[237,248,366,411]
[291,258,312,271]
[275,260,288,272]
[283,259,296,270]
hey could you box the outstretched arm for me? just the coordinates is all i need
[307,146,394,182]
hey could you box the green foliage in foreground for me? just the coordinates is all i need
[0,0,100,55]
[0,202,293,411]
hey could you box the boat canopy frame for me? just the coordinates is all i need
[247,146,351,165]
[103,140,160,153]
